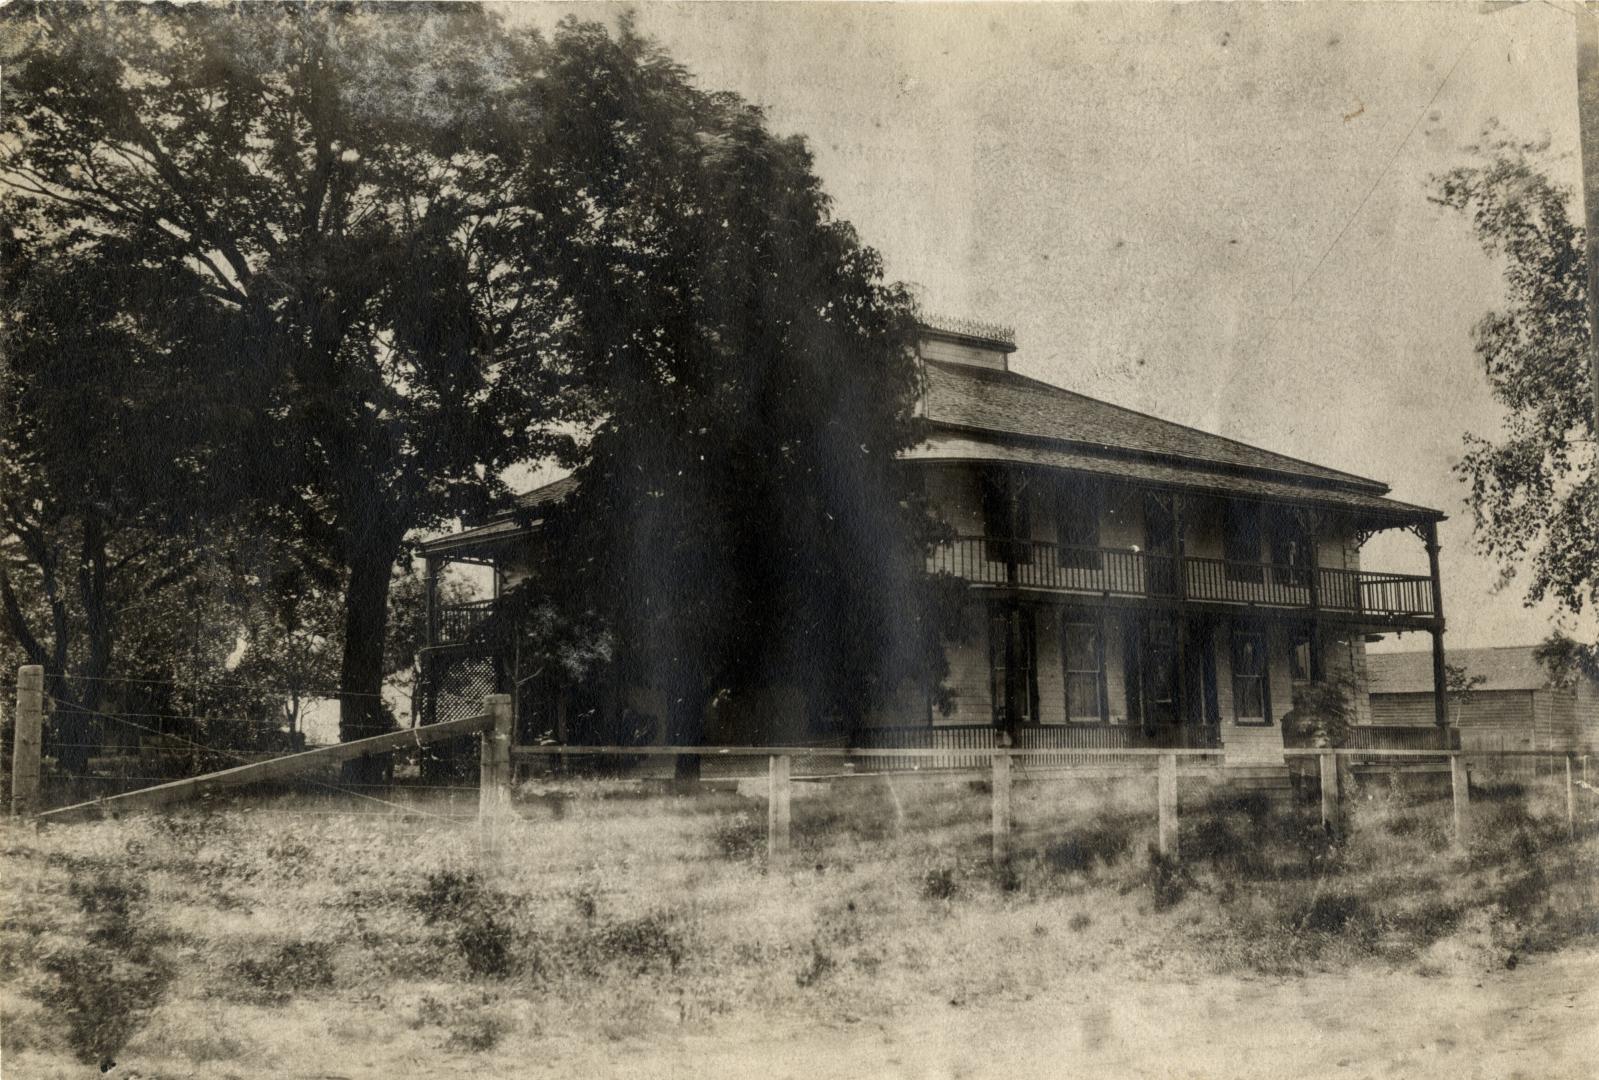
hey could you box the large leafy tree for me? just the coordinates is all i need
[1430,129,1598,669]
[3,2,579,755]
[517,25,963,765]
[0,223,248,771]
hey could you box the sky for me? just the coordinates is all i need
[490,0,1598,655]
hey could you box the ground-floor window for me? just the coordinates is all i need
[1289,625,1316,685]
[1144,619,1180,726]
[1232,628,1270,724]
[1061,616,1106,722]
[989,604,1039,727]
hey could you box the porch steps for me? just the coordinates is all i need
[1181,764,1302,810]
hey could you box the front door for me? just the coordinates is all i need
[1181,618,1220,746]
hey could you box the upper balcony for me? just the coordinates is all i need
[930,536,1436,621]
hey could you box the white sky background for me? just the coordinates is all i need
[492,0,1599,654]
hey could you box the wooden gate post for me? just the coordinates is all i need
[1450,752,1470,846]
[1157,752,1178,859]
[479,695,513,872]
[1319,751,1338,829]
[767,754,792,871]
[11,665,43,818]
[991,749,1012,864]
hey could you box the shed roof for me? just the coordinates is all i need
[1368,646,1560,694]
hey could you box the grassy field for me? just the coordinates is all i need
[1,769,1595,1078]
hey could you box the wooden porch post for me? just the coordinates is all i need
[425,555,440,647]
[1305,511,1324,682]
[1425,521,1448,729]
[1172,498,1193,737]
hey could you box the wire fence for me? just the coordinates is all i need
[6,669,1597,873]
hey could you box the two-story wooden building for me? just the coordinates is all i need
[418,319,1448,765]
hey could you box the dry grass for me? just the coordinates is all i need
[1,769,1594,1077]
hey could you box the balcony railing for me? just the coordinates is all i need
[929,537,1436,618]
[432,598,502,647]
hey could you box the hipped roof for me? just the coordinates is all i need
[915,360,1441,523]
[423,349,1443,556]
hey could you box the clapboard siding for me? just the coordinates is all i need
[941,602,993,727]
[1369,692,1437,728]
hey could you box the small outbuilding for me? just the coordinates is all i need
[1367,645,1598,774]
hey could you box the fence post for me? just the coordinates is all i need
[991,749,1012,864]
[1450,752,1470,847]
[479,694,513,869]
[11,665,43,818]
[767,754,791,871]
[1157,752,1178,859]
[1319,751,1338,828]
[1566,754,1576,840]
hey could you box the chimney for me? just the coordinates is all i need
[916,315,1017,372]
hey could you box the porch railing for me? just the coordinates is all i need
[855,723,1218,769]
[928,537,1436,618]
[1281,724,1460,752]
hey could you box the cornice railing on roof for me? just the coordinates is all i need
[920,314,1016,346]
[928,537,1436,619]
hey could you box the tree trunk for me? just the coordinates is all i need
[338,530,400,783]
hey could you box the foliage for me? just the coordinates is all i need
[1282,674,1359,747]
[0,228,254,768]
[2,2,584,750]
[511,21,963,754]
[1429,128,1597,668]
[1532,629,1599,687]
[1445,661,1486,720]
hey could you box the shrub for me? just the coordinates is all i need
[795,940,835,988]
[593,911,686,975]
[710,812,764,863]
[1045,816,1134,874]
[456,913,514,979]
[1293,891,1369,933]
[232,940,335,1004]
[444,1015,505,1052]
[1146,847,1191,910]
[919,861,960,901]
[410,871,521,979]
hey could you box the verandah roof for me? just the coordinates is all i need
[905,432,1441,525]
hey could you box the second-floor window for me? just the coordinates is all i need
[980,468,1031,564]
[1056,477,1102,571]
[1224,502,1264,583]
[1268,508,1314,588]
